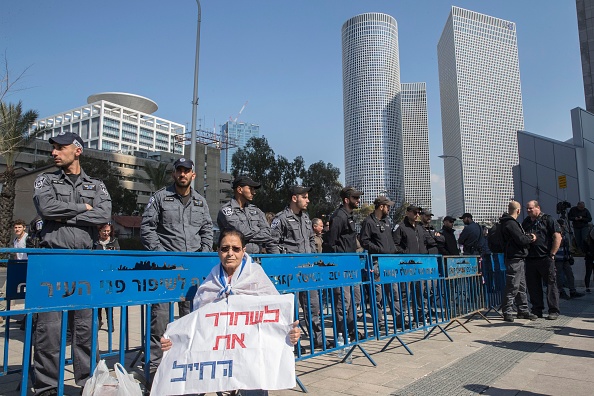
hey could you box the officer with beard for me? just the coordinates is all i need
[141,158,213,378]
[323,186,363,341]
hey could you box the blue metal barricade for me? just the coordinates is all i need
[372,254,451,355]
[257,252,377,391]
[0,249,503,395]
[482,253,506,318]
[442,256,489,332]
[0,248,218,396]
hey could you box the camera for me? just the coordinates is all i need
[556,201,571,215]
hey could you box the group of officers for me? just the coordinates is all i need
[22,130,571,395]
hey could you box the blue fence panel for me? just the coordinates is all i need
[372,254,451,355]
[256,253,377,365]
[442,256,488,330]
[483,253,506,317]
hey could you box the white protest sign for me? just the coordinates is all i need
[150,294,296,395]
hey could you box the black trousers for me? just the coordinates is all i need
[525,257,560,315]
[501,258,529,315]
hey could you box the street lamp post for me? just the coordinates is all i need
[439,154,465,214]
[190,0,201,190]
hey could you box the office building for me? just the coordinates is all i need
[577,0,594,113]
[515,107,594,215]
[401,82,432,210]
[438,6,524,222]
[220,121,260,173]
[31,92,185,155]
[342,12,404,206]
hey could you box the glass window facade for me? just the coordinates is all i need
[342,13,404,206]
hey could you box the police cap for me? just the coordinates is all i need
[232,175,261,189]
[49,132,84,150]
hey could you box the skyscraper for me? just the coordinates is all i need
[220,121,260,173]
[577,0,594,113]
[437,6,524,222]
[342,13,404,206]
[401,82,432,211]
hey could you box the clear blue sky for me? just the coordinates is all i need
[0,1,584,216]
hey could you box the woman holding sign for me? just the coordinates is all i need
[157,228,300,396]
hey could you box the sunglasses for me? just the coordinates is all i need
[220,245,243,253]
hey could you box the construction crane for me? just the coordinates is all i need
[229,101,249,122]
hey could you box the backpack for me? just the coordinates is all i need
[487,223,505,253]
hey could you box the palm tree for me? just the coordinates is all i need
[0,101,44,247]
[143,161,171,192]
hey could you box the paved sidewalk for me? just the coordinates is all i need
[271,292,594,396]
[1,288,593,395]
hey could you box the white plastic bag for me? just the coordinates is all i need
[114,363,142,396]
[82,360,141,396]
[82,360,118,396]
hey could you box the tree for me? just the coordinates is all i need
[0,101,44,247]
[231,137,343,216]
[302,161,343,219]
[143,162,171,192]
[231,137,306,213]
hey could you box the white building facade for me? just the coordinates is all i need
[342,13,404,206]
[31,92,185,155]
[401,82,432,210]
[438,6,524,222]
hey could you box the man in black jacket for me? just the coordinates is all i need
[419,209,444,254]
[439,216,460,255]
[393,205,428,254]
[522,200,562,320]
[324,186,363,340]
[568,201,592,254]
[500,201,537,322]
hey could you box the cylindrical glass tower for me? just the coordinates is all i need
[342,12,404,206]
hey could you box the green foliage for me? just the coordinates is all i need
[302,161,343,218]
[231,137,342,215]
[353,204,374,225]
[0,100,44,247]
[143,162,171,192]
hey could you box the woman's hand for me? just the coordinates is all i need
[288,320,301,345]
[160,337,172,351]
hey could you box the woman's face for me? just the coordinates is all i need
[218,234,246,276]
[99,226,111,241]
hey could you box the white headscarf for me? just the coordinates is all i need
[192,253,279,311]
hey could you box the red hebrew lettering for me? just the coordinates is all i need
[219,312,233,325]
[249,311,263,325]
[213,334,231,350]
[231,333,246,349]
[234,311,250,326]
[205,313,220,326]
[263,305,280,323]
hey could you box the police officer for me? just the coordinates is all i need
[33,132,112,395]
[217,175,279,254]
[419,209,444,255]
[324,186,363,341]
[271,185,324,348]
[359,196,397,324]
[522,200,561,320]
[141,157,213,375]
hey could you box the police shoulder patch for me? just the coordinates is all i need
[146,196,155,210]
[222,206,233,216]
[34,176,45,190]
[271,218,280,229]
[99,183,108,195]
